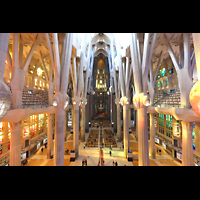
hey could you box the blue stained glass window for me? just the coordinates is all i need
[192,132,195,139]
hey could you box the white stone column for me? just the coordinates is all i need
[137,107,149,166]
[85,94,89,132]
[53,92,69,166]
[192,33,200,80]
[81,97,87,142]
[81,104,86,142]
[133,93,149,166]
[129,108,131,130]
[116,100,122,142]
[182,121,194,166]
[54,107,65,166]
[0,33,10,81]
[10,122,21,166]
[150,113,156,159]
[73,103,79,158]
[9,34,23,166]
[47,113,53,159]
[123,104,129,158]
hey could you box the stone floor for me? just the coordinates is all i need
[27,132,181,166]
[129,134,181,166]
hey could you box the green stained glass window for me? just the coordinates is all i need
[160,68,166,77]
[161,80,163,87]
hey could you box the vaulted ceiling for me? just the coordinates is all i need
[7,33,195,85]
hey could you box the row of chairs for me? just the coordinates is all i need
[86,130,99,147]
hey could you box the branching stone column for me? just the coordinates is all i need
[165,33,194,165]
[10,121,21,166]
[72,96,81,158]
[115,98,122,142]
[0,33,10,80]
[81,97,87,142]
[149,113,156,159]
[133,93,150,166]
[182,121,193,166]
[192,33,200,80]
[47,113,53,159]
[120,97,130,158]
[53,92,69,166]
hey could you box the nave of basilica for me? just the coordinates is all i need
[0,33,200,166]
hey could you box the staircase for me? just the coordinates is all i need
[153,88,181,107]
[4,82,49,109]
[22,87,48,108]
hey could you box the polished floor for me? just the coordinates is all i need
[27,130,181,166]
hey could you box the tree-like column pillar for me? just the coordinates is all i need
[53,92,69,166]
[133,93,150,166]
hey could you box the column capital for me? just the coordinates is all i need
[81,97,87,106]
[72,96,82,106]
[52,92,69,109]
[115,98,121,105]
[133,93,150,110]
[120,96,130,106]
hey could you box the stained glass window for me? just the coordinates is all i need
[160,68,166,77]
[192,122,195,150]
